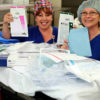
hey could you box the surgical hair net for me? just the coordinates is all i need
[77,0,100,23]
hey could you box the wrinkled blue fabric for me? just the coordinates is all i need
[0,32,2,37]
[0,37,19,44]
[0,32,19,44]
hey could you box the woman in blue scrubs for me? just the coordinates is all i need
[2,0,58,44]
[62,0,100,60]
[77,0,100,60]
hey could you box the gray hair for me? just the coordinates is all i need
[77,0,100,23]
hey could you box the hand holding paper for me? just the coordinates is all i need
[57,12,74,44]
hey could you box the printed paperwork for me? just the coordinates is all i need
[7,52,37,67]
[10,6,28,37]
[57,12,74,44]
[0,42,57,67]
[68,27,92,57]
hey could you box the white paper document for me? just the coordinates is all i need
[10,6,28,37]
[57,12,74,44]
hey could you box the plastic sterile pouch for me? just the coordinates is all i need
[32,48,70,87]
[39,48,70,67]
[64,59,93,83]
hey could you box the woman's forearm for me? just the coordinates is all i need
[2,12,13,39]
[2,22,11,39]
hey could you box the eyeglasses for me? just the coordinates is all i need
[81,11,99,16]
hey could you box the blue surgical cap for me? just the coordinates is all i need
[77,0,100,23]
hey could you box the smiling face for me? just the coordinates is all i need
[35,8,53,30]
[81,8,100,29]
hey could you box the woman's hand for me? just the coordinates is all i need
[61,40,69,50]
[3,12,13,24]
[2,13,13,39]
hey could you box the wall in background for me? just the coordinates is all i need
[50,0,61,27]
[62,0,85,18]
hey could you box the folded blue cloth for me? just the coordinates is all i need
[0,32,19,44]
[0,37,19,44]
[0,32,2,37]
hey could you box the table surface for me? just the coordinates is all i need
[0,43,100,100]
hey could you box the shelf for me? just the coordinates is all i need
[0,3,34,11]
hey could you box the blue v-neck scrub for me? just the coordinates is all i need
[11,26,58,44]
[90,34,100,60]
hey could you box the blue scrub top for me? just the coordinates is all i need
[11,26,58,44]
[90,34,100,60]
